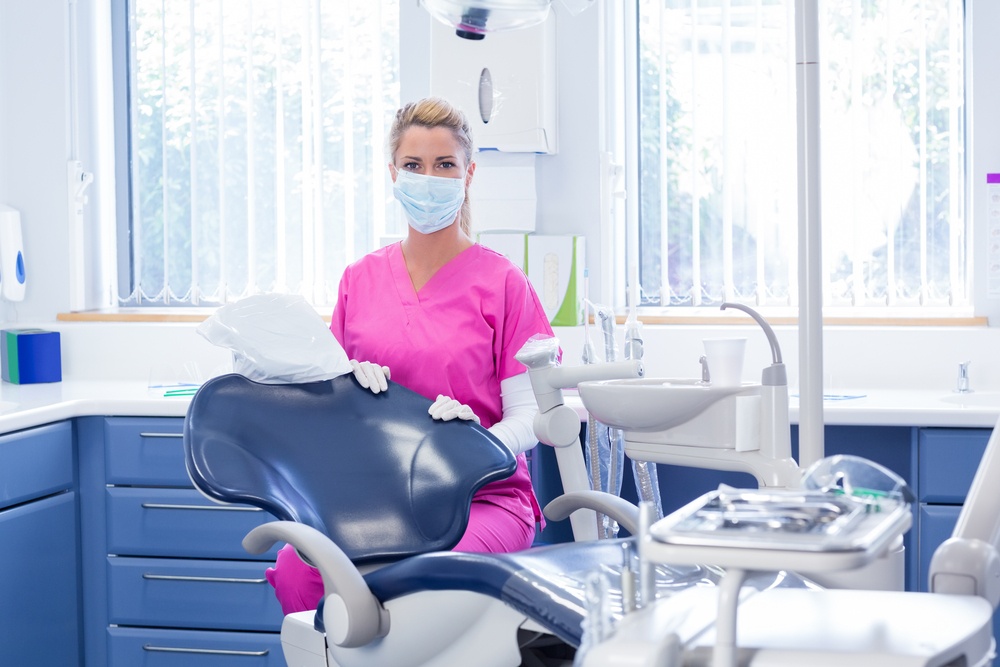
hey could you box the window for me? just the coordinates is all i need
[631,0,967,314]
[115,0,399,307]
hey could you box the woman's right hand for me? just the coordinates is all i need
[350,360,391,394]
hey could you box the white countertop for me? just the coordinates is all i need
[0,379,998,436]
[0,380,192,434]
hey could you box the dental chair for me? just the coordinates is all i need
[185,372,1000,667]
[184,373,802,667]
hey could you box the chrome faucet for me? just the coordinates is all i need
[956,361,972,394]
[698,355,711,384]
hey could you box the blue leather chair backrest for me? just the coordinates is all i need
[184,373,517,565]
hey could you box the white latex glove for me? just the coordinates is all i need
[350,359,391,394]
[428,394,481,425]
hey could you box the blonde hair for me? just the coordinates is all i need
[389,97,475,236]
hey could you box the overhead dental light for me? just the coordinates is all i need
[419,0,594,40]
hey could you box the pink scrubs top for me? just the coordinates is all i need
[331,242,553,527]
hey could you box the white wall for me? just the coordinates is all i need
[0,0,72,321]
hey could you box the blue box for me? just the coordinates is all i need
[1,329,62,384]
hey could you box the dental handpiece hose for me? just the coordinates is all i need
[623,299,661,519]
[581,291,606,538]
[594,303,624,537]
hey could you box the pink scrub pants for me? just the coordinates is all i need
[265,501,537,615]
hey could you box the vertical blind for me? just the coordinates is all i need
[636,0,966,312]
[123,0,399,307]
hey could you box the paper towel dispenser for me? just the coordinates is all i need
[0,206,26,302]
[430,13,557,153]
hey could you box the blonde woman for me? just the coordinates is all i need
[266,97,553,614]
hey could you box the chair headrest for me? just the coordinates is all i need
[184,373,517,563]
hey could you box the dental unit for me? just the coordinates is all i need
[183,359,1000,667]
[576,303,800,491]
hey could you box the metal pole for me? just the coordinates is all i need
[795,0,824,467]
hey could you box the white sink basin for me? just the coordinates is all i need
[940,392,1000,408]
[577,378,752,432]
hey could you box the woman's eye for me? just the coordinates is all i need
[438,161,456,170]
[401,162,419,171]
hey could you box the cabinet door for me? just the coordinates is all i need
[0,492,81,666]
[917,504,961,593]
[919,503,1000,645]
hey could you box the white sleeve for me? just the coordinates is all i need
[487,372,539,456]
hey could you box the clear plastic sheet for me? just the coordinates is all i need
[196,294,353,384]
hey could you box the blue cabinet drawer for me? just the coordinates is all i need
[108,626,284,667]
[0,421,73,508]
[918,428,990,503]
[105,417,189,486]
[106,487,280,560]
[108,557,284,631]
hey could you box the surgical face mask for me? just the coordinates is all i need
[392,168,466,235]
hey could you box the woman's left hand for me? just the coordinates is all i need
[428,395,481,425]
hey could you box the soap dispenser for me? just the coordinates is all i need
[0,205,26,301]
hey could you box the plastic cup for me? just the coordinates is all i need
[703,338,746,387]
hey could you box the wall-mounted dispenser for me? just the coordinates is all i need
[0,206,26,302]
[429,12,557,154]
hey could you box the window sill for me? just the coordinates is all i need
[630,314,988,327]
[58,309,985,327]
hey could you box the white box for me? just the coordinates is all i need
[478,232,528,271]
[527,235,585,326]
[469,152,537,232]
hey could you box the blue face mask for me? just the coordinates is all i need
[392,169,466,235]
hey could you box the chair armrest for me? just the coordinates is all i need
[244,521,390,647]
[543,491,641,536]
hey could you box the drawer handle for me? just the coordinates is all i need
[138,432,184,438]
[143,644,269,657]
[141,502,262,512]
[142,573,268,584]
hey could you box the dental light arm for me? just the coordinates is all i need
[243,522,390,648]
[929,416,1000,608]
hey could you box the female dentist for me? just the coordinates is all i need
[266,97,555,615]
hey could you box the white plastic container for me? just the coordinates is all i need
[0,205,26,301]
